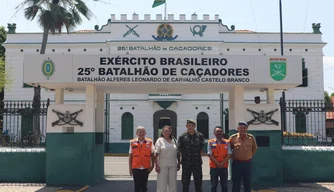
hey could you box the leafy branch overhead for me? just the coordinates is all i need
[15,0,101,54]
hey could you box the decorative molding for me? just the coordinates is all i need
[312,23,321,34]
[94,19,111,31]
[110,14,219,22]
[156,101,175,109]
[117,104,138,107]
[219,19,235,32]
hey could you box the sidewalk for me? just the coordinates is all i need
[0,157,333,192]
[1,181,334,192]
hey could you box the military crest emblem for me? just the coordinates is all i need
[41,58,55,80]
[52,109,84,127]
[152,24,178,41]
[270,58,287,81]
[247,108,279,126]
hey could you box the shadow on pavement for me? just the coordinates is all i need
[85,179,225,192]
[33,180,334,192]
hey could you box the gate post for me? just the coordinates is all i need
[45,86,105,186]
[104,93,110,153]
[242,89,283,187]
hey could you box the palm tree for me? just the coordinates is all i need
[18,0,98,54]
[15,0,100,138]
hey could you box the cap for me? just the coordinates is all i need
[186,119,196,124]
[238,121,248,127]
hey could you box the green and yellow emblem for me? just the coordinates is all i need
[270,58,286,81]
[41,58,55,80]
[152,24,178,41]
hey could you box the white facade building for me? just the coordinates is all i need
[4,14,326,152]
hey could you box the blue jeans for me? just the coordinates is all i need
[210,168,228,192]
[232,160,252,192]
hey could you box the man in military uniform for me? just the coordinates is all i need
[178,119,205,192]
[229,121,258,192]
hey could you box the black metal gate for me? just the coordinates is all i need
[0,99,49,147]
[280,92,334,146]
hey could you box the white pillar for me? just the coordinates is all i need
[266,88,275,104]
[96,91,105,133]
[228,86,245,131]
[85,85,96,132]
[55,88,64,104]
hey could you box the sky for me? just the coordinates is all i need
[1,0,334,93]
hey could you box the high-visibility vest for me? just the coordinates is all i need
[130,138,152,169]
[208,138,229,168]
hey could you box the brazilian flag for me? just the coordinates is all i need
[152,0,165,8]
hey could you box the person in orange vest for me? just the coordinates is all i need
[129,126,155,192]
[207,126,232,192]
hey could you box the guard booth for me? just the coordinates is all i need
[23,54,302,186]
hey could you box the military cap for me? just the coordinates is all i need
[186,119,196,124]
[238,121,248,127]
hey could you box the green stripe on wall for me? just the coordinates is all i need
[46,132,104,185]
[229,130,283,187]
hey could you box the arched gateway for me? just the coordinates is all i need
[23,54,302,186]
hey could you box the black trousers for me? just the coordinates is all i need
[132,169,149,192]
[182,165,203,192]
[232,160,252,192]
[210,168,228,192]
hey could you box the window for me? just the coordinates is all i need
[297,58,308,87]
[197,112,209,139]
[121,112,134,140]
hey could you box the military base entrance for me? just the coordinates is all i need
[22,53,302,186]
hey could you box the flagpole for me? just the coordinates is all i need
[279,0,284,56]
[164,0,167,20]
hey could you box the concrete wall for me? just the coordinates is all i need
[283,146,334,182]
[0,149,46,182]
[1,146,334,183]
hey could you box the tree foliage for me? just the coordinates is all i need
[16,0,99,54]
[0,57,13,92]
[0,26,6,57]
[324,91,334,104]
[15,0,101,135]
[0,27,10,91]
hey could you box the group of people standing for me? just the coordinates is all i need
[129,119,258,192]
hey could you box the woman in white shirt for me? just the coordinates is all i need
[155,125,180,192]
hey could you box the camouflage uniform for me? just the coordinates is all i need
[178,131,205,192]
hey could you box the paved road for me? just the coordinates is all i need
[1,156,334,192]
[104,156,215,180]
